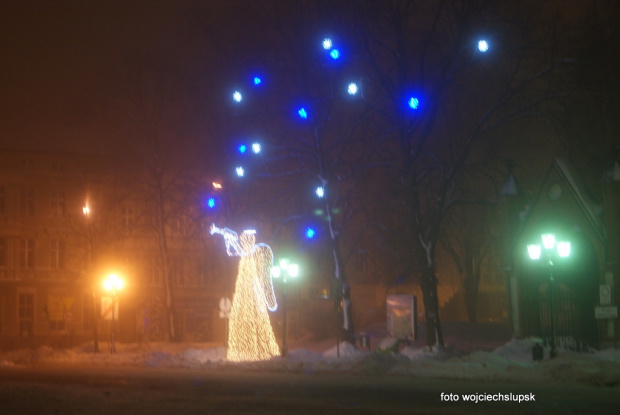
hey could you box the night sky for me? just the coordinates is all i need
[1,0,224,152]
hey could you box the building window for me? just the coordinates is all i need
[49,320,66,331]
[19,293,34,337]
[51,240,65,269]
[0,186,5,214]
[20,239,35,269]
[171,259,185,286]
[51,191,66,217]
[121,205,134,232]
[0,237,6,267]
[20,188,35,217]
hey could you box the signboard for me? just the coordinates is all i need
[101,296,119,321]
[47,296,75,322]
[600,285,612,306]
[595,306,618,319]
[386,295,416,339]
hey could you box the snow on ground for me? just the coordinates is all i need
[1,323,619,387]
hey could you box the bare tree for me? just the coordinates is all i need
[344,0,575,347]
[106,52,209,342]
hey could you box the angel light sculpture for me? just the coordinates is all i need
[211,224,280,361]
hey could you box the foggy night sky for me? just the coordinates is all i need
[0,1,606,155]
[1,0,227,153]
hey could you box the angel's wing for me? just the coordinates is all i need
[252,243,278,312]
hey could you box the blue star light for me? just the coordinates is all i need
[253,76,262,85]
[207,197,216,209]
[298,107,308,119]
[305,227,317,239]
[238,144,247,154]
[330,49,340,60]
[408,97,420,110]
[347,82,358,95]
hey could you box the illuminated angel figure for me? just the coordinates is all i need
[211,224,280,362]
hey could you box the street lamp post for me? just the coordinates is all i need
[83,204,99,353]
[103,273,124,354]
[527,233,570,359]
[271,259,299,357]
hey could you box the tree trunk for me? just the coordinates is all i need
[155,183,178,342]
[420,267,444,348]
[464,282,478,323]
[331,240,355,345]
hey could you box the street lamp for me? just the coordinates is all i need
[103,273,124,354]
[271,259,300,357]
[527,233,570,359]
[83,203,99,353]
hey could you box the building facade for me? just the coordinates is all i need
[504,158,620,350]
[0,149,230,351]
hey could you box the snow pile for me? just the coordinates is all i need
[1,336,619,387]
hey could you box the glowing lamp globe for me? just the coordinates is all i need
[541,233,556,250]
[236,166,245,177]
[478,40,489,52]
[288,264,299,278]
[527,244,541,260]
[557,241,571,258]
[252,143,261,154]
[322,38,333,50]
[233,91,242,102]
[103,274,124,292]
[315,186,325,198]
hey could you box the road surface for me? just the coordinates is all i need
[0,364,618,414]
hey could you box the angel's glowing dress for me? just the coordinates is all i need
[212,226,280,362]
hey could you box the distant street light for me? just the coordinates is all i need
[271,259,300,357]
[527,233,571,359]
[103,273,124,354]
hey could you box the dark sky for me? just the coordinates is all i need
[0,0,222,152]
